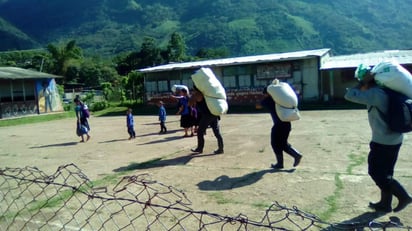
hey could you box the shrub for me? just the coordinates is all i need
[91,101,109,111]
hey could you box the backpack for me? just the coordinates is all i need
[81,104,90,118]
[378,88,412,133]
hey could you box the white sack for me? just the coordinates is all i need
[191,67,227,100]
[275,104,301,122]
[171,84,189,94]
[204,96,228,116]
[372,61,412,98]
[267,80,298,108]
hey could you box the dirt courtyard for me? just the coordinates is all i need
[1,110,411,227]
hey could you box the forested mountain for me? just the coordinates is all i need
[1,0,412,58]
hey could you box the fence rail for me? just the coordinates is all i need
[0,164,410,230]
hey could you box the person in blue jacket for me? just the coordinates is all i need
[126,108,136,140]
[158,101,167,134]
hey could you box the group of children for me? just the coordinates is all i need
[172,88,200,137]
[125,88,203,140]
[125,100,169,139]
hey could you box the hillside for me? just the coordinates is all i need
[0,0,411,57]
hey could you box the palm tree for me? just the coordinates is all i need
[47,40,83,82]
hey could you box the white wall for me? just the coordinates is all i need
[300,59,320,101]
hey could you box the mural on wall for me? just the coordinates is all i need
[257,63,292,79]
[36,79,63,113]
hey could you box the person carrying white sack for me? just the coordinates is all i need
[259,86,302,169]
[344,63,412,213]
[189,84,224,154]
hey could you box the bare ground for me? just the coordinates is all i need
[1,110,411,227]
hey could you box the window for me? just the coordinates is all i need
[25,80,35,101]
[146,81,157,92]
[256,63,292,80]
[12,80,24,101]
[0,80,11,102]
[238,75,251,88]
[181,71,193,89]
[223,76,236,88]
[170,80,181,90]
[223,65,252,76]
[158,81,168,92]
[254,75,269,87]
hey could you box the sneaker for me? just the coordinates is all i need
[213,149,224,154]
[191,148,202,153]
[271,163,284,169]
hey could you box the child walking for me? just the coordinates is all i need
[158,101,167,134]
[126,108,136,139]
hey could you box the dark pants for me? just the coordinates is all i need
[368,142,401,190]
[196,114,223,151]
[128,126,136,138]
[271,121,300,164]
[160,121,167,132]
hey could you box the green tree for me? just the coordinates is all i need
[194,47,230,59]
[46,40,83,81]
[125,71,144,103]
[165,32,187,62]
[113,37,163,76]
[139,37,162,68]
[79,61,101,87]
[101,82,113,101]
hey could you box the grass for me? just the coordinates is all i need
[91,106,129,117]
[92,173,125,187]
[208,192,238,205]
[0,103,156,127]
[0,111,75,127]
[92,104,159,116]
[28,190,75,212]
[0,189,75,221]
[347,152,366,175]
[319,173,344,221]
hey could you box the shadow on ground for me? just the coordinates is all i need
[30,142,79,148]
[321,212,405,230]
[197,168,295,190]
[113,152,218,172]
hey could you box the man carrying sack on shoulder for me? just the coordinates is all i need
[189,85,224,154]
[345,64,412,213]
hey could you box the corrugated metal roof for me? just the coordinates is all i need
[138,48,331,73]
[320,50,412,70]
[0,67,61,79]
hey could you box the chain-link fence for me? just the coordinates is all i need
[0,164,410,230]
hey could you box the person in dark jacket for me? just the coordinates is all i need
[190,85,224,154]
[259,87,302,169]
[345,64,412,212]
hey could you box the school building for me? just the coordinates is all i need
[0,67,63,119]
[320,50,412,104]
[138,49,412,109]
